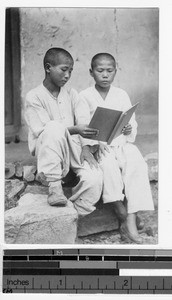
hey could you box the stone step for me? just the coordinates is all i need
[5,193,78,244]
[77,204,119,237]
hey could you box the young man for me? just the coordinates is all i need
[79,53,154,243]
[25,47,103,216]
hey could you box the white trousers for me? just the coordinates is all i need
[35,120,154,215]
[99,143,154,214]
[35,121,103,216]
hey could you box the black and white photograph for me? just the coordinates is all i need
[2,0,172,297]
[4,6,159,245]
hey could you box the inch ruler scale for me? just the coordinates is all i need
[2,249,172,294]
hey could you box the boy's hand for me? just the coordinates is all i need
[122,123,132,135]
[80,145,98,169]
[75,124,99,138]
[90,143,110,163]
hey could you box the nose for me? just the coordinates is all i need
[64,70,70,79]
[102,70,108,78]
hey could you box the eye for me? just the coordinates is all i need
[61,68,73,73]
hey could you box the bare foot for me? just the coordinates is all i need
[120,213,143,244]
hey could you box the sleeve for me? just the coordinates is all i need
[70,89,98,147]
[127,112,138,143]
[122,91,138,143]
[25,91,51,138]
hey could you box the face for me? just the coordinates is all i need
[46,55,74,88]
[90,58,116,89]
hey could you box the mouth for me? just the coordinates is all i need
[102,81,109,84]
[61,80,68,85]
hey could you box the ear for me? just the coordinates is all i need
[45,63,51,74]
[114,68,117,76]
[89,68,93,77]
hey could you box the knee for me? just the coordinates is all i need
[43,121,66,139]
[99,151,117,168]
[80,168,103,187]
[130,152,148,174]
[125,144,147,169]
[141,159,149,173]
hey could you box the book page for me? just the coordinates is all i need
[107,103,139,144]
[88,106,122,142]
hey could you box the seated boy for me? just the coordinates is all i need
[79,53,154,243]
[25,47,103,216]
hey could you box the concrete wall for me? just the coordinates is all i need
[19,7,159,140]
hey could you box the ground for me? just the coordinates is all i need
[5,134,158,245]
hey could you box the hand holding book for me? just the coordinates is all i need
[88,102,139,144]
[121,123,132,135]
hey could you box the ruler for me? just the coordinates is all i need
[3,249,172,294]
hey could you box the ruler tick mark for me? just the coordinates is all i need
[32,277,34,289]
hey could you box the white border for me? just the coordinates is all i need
[1,0,172,299]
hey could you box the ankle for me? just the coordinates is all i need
[112,201,127,222]
[125,213,139,236]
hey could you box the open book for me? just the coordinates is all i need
[88,103,139,145]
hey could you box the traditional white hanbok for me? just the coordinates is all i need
[80,85,154,213]
[25,84,103,216]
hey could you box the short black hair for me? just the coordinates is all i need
[91,53,117,70]
[43,47,73,68]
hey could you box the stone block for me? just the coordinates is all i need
[5,179,26,210]
[5,163,15,179]
[5,193,78,244]
[24,184,49,195]
[144,152,158,181]
[77,204,119,237]
[15,162,23,178]
[23,166,37,182]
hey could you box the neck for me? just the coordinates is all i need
[95,84,110,93]
[43,78,60,98]
[95,84,110,100]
